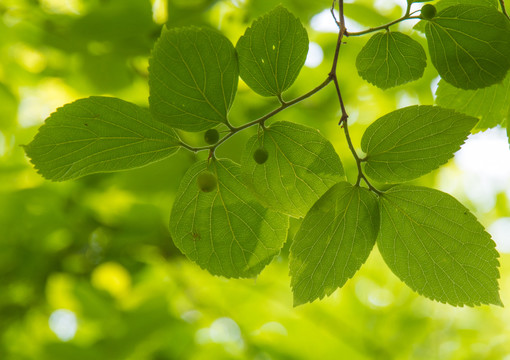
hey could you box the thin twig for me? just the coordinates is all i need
[179,141,211,153]
[330,0,340,28]
[500,0,509,18]
[181,77,332,152]
[181,0,386,196]
[345,16,420,37]
[332,0,382,194]
[345,1,416,37]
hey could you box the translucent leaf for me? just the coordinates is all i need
[435,0,498,11]
[149,27,238,132]
[378,185,501,306]
[356,31,427,89]
[290,182,379,306]
[236,6,308,97]
[414,0,498,33]
[169,159,288,278]
[425,5,510,89]
[240,121,344,218]
[361,105,477,183]
[24,97,180,181]
[436,74,510,131]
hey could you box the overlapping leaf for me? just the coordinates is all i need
[149,27,238,131]
[361,105,478,183]
[414,0,498,33]
[378,185,501,306]
[236,6,309,97]
[356,31,427,89]
[241,121,344,218]
[436,74,510,131]
[169,159,288,278]
[24,96,180,181]
[290,182,379,305]
[425,5,510,89]
[435,0,498,11]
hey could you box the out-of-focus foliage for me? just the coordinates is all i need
[1,0,510,359]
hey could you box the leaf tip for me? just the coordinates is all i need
[493,297,504,307]
[291,294,308,307]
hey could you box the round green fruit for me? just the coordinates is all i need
[197,171,217,192]
[420,4,436,20]
[253,148,269,164]
[204,129,220,144]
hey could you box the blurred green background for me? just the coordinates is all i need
[1,0,510,359]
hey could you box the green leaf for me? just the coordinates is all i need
[378,185,501,306]
[435,0,498,11]
[356,31,427,89]
[169,158,289,278]
[236,6,309,97]
[290,182,379,306]
[425,5,510,89]
[435,74,510,131]
[24,97,180,181]
[414,0,498,33]
[240,121,344,218]
[149,26,238,132]
[361,105,478,183]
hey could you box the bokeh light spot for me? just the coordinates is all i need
[311,9,363,33]
[488,218,510,254]
[257,321,288,336]
[305,42,323,68]
[91,262,131,298]
[454,127,510,212]
[210,317,241,343]
[49,309,78,342]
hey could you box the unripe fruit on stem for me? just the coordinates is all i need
[204,129,220,144]
[197,171,217,192]
[420,4,436,20]
[253,148,269,164]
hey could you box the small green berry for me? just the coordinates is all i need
[197,171,217,192]
[420,4,437,20]
[204,129,220,144]
[253,148,269,164]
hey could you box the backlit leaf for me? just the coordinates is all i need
[435,74,510,131]
[413,0,498,33]
[290,182,379,306]
[435,0,498,11]
[361,105,477,183]
[356,31,427,89]
[169,158,288,278]
[241,121,344,218]
[425,5,510,89]
[236,6,308,97]
[24,97,180,181]
[378,185,501,306]
[149,27,238,131]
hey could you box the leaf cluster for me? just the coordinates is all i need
[24,1,510,307]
